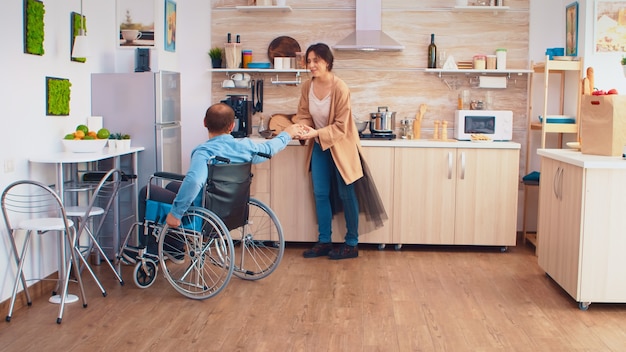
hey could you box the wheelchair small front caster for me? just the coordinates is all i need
[133,259,158,288]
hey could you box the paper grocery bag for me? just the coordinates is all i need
[580,95,626,156]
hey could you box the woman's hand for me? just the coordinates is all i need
[166,213,181,228]
[297,124,318,140]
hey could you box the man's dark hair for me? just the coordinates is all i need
[306,43,334,71]
[204,103,235,134]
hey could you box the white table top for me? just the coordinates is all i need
[29,147,145,164]
[538,148,626,169]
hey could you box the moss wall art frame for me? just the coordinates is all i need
[46,77,72,116]
[71,12,87,62]
[23,0,45,56]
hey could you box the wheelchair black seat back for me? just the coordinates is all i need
[204,162,251,231]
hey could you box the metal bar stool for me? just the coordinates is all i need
[2,180,88,324]
[65,168,125,296]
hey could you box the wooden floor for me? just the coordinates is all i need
[2,237,626,351]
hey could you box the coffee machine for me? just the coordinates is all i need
[221,94,252,138]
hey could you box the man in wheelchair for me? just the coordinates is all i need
[133,102,303,257]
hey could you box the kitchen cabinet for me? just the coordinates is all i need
[265,140,518,248]
[393,148,456,245]
[268,145,394,244]
[251,162,270,205]
[269,146,317,242]
[394,147,518,248]
[537,150,626,310]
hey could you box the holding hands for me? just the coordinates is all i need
[284,123,318,140]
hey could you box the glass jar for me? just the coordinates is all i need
[496,48,507,70]
[473,55,486,70]
[242,50,253,69]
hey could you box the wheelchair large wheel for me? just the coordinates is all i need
[230,198,284,281]
[158,207,234,300]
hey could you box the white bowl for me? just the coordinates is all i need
[233,79,250,88]
[62,139,108,153]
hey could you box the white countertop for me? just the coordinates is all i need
[30,146,145,164]
[538,148,626,169]
[249,137,520,149]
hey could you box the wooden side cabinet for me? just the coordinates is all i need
[537,152,626,309]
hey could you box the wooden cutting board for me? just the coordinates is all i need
[268,113,295,136]
[267,36,301,62]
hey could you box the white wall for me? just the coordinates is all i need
[0,0,211,303]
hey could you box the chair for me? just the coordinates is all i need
[1,180,88,324]
[64,168,125,296]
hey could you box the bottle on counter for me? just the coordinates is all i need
[427,34,437,69]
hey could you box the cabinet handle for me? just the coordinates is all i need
[459,152,466,180]
[552,166,560,199]
[447,152,452,179]
[558,167,564,200]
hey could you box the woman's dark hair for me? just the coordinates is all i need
[305,43,334,71]
[204,103,235,133]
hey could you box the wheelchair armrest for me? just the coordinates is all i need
[153,172,185,181]
[256,152,271,159]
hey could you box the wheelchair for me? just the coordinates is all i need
[118,155,284,300]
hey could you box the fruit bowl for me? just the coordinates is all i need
[62,139,108,153]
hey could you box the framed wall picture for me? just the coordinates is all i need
[566,2,579,56]
[595,0,626,52]
[23,0,45,55]
[46,77,71,116]
[117,0,154,48]
[164,0,176,52]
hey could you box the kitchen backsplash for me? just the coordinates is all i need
[211,0,530,178]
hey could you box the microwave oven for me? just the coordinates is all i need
[454,110,513,141]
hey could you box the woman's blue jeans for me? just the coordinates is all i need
[310,142,359,246]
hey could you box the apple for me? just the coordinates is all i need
[607,88,619,95]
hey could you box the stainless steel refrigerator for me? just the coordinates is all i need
[91,71,183,185]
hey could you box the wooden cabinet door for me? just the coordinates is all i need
[552,162,583,298]
[270,146,317,242]
[331,146,394,244]
[393,148,456,244]
[454,148,519,246]
[537,158,583,298]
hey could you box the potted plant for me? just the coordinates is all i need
[209,47,223,68]
[109,133,131,150]
[621,56,626,77]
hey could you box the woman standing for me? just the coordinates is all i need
[294,43,387,260]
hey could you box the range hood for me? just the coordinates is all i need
[333,0,404,52]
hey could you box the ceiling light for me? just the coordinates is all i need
[72,0,89,58]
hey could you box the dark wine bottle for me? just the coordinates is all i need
[427,33,437,69]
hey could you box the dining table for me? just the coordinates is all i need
[29,146,144,304]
